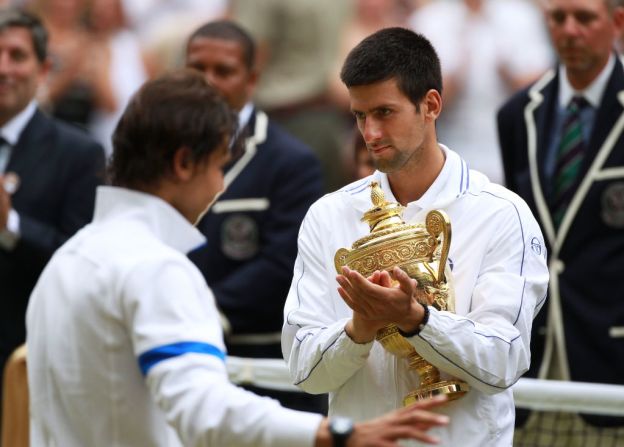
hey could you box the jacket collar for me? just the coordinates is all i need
[558,54,614,109]
[93,186,206,254]
[347,145,485,214]
[0,100,37,146]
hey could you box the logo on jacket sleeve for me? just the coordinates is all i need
[531,237,543,255]
[601,182,624,228]
[221,214,260,260]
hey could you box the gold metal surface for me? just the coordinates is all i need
[334,182,469,404]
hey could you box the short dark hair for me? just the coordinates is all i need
[340,27,442,108]
[187,20,256,70]
[110,69,236,189]
[0,8,47,62]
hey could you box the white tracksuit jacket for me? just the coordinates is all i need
[282,146,549,446]
[27,187,322,447]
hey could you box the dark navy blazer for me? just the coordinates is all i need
[498,58,624,426]
[0,109,105,372]
[190,108,323,359]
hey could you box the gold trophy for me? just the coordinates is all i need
[334,182,469,405]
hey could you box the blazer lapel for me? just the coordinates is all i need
[534,75,559,196]
[223,108,267,189]
[555,58,624,249]
[227,111,255,168]
[585,56,624,173]
[5,110,52,176]
[525,69,558,246]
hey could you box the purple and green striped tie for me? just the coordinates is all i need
[552,96,589,228]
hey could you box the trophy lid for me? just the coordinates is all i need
[361,182,405,232]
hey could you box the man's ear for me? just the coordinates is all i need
[422,89,442,122]
[614,6,624,36]
[171,146,195,182]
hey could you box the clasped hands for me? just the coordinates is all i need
[337,266,427,344]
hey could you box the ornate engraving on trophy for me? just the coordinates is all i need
[334,181,469,405]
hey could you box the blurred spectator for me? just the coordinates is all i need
[0,7,104,423]
[32,0,95,127]
[329,0,407,111]
[232,0,353,193]
[31,0,148,156]
[498,0,624,437]
[185,20,325,413]
[122,0,228,73]
[84,0,148,157]
[410,0,553,184]
[342,126,375,181]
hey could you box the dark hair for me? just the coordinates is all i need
[110,69,236,189]
[187,20,256,70]
[340,27,442,108]
[0,8,47,62]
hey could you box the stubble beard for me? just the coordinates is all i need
[372,144,423,174]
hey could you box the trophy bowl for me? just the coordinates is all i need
[334,182,469,405]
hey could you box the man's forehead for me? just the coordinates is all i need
[188,36,244,54]
[348,80,406,109]
[0,26,37,54]
[544,0,607,11]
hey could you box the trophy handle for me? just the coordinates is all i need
[425,210,451,284]
[334,248,350,274]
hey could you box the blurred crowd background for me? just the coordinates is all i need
[3,1,624,445]
[0,0,560,191]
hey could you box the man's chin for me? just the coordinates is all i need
[373,161,397,174]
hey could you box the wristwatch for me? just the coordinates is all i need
[329,416,354,447]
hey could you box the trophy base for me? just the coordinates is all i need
[403,380,470,406]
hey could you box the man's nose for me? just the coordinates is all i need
[561,15,581,36]
[362,118,383,143]
[203,70,218,87]
[0,52,11,73]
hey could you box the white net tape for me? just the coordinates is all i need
[226,357,624,446]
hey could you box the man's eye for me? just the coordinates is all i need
[216,67,233,77]
[550,11,565,24]
[10,51,27,62]
[574,11,595,25]
[353,112,365,120]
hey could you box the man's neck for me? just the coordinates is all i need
[566,54,612,91]
[387,143,445,206]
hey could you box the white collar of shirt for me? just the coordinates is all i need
[558,54,614,108]
[93,186,206,254]
[238,102,254,133]
[0,100,37,145]
[361,144,469,213]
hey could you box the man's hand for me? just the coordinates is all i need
[315,395,450,446]
[337,266,426,342]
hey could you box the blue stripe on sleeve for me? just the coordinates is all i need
[138,341,226,375]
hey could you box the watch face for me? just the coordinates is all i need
[331,416,354,435]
